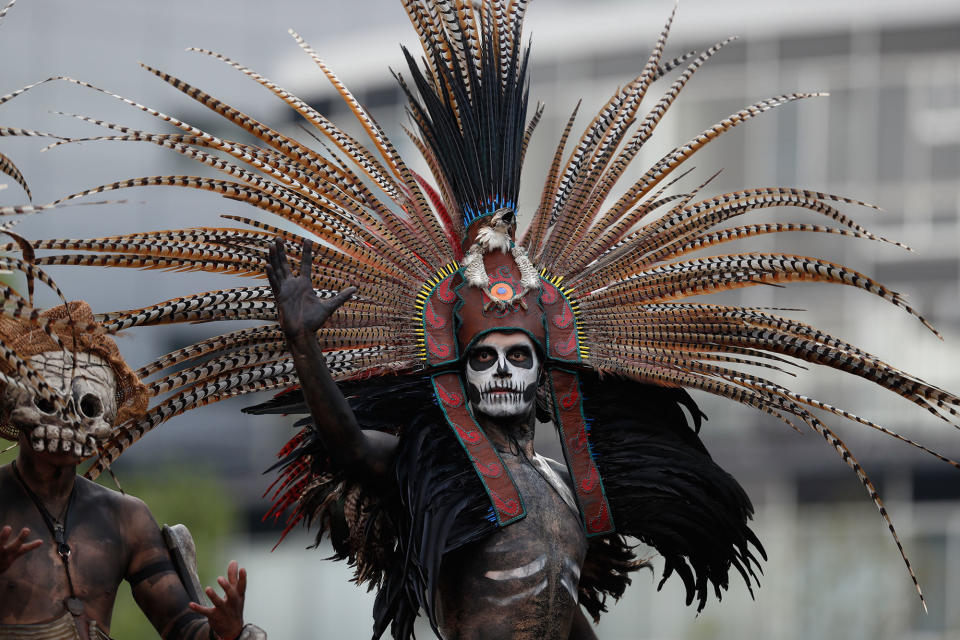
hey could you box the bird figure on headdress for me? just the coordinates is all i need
[462,207,540,309]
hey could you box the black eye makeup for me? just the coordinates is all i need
[468,346,499,371]
[506,346,534,368]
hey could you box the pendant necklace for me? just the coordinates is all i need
[12,460,84,617]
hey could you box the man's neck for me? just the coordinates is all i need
[475,411,536,458]
[14,445,78,504]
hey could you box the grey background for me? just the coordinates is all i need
[2,0,960,638]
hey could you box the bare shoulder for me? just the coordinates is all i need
[77,476,155,525]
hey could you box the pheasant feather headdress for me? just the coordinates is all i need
[11,0,960,611]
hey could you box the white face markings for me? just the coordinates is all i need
[465,332,540,418]
[3,350,118,457]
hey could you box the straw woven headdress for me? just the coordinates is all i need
[0,301,149,441]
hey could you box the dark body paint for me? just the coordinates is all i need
[0,462,207,639]
[436,448,588,640]
[267,243,600,639]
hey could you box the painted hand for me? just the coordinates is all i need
[188,560,247,640]
[0,525,43,574]
[266,238,357,342]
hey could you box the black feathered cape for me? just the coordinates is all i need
[247,371,764,640]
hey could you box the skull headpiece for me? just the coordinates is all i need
[0,301,149,458]
[417,211,609,533]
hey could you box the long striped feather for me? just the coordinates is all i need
[47,123,419,258]
[572,187,893,280]
[558,93,827,275]
[592,39,736,209]
[0,151,29,200]
[181,46,447,266]
[522,100,580,257]
[543,25,695,265]
[0,0,15,24]
[572,195,900,291]
[581,253,938,336]
[54,81,416,242]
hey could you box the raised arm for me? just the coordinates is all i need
[266,238,398,482]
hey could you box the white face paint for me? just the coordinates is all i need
[465,332,540,418]
[2,351,117,458]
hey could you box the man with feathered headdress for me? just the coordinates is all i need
[264,226,762,638]
[7,0,960,638]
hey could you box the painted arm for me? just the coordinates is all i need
[124,497,246,640]
[266,238,398,482]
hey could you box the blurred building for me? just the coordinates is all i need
[2,1,960,638]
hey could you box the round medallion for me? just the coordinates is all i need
[487,282,515,301]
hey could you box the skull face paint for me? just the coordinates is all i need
[465,332,540,418]
[2,351,117,458]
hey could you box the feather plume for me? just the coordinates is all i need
[21,0,959,616]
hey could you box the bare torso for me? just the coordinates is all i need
[0,465,134,637]
[0,461,217,640]
[436,451,587,640]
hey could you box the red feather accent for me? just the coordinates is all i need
[413,171,463,261]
